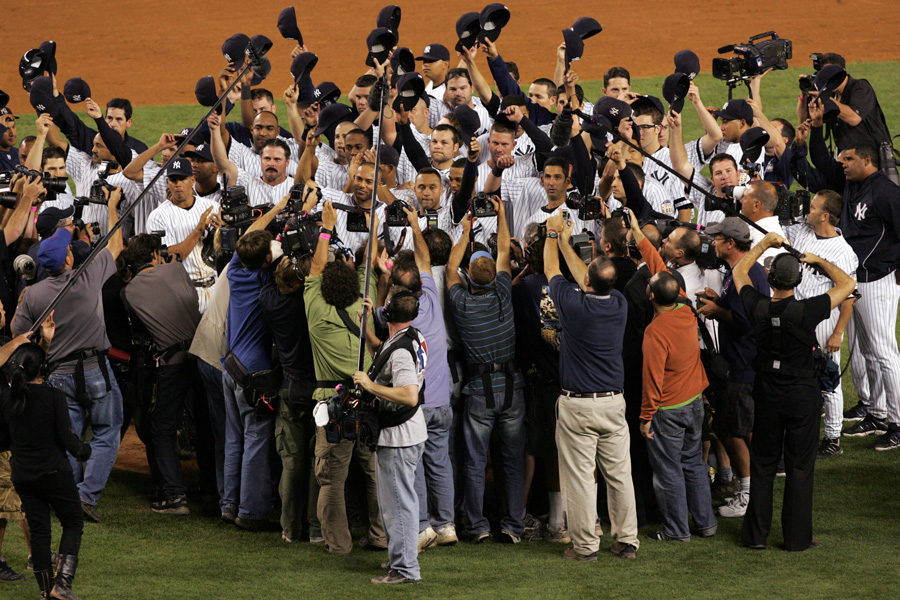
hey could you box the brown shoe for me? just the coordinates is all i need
[562,547,598,562]
[610,541,637,559]
[371,569,420,584]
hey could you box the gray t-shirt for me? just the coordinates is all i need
[375,328,428,448]
[13,250,117,373]
[124,262,201,365]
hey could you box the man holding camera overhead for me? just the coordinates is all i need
[12,183,125,524]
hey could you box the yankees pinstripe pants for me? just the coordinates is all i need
[814,311,844,439]
[847,275,900,424]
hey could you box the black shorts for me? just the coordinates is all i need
[524,377,559,457]
[711,380,754,439]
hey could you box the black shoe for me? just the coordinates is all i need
[873,425,900,451]
[646,530,689,542]
[816,437,843,460]
[843,402,868,422]
[843,413,888,437]
[151,495,189,515]
[80,502,100,523]
[50,554,80,600]
[359,537,388,551]
[234,517,276,532]
[610,541,637,559]
[0,557,26,581]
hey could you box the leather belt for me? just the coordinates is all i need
[561,389,623,399]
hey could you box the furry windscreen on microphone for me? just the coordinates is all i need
[550,106,574,148]
[252,56,272,80]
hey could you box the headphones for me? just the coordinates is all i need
[767,253,803,290]
[382,289,420,323]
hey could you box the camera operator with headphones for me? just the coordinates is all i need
[353,286,427,585]
[732,232,854,552]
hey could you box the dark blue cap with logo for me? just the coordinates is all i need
[166,157,194,179]
[277,6,303,44]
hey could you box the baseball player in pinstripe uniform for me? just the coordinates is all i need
[807,117,900,451]
[783,190,859,458]
[146,159,220,314]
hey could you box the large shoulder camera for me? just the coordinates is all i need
[83,160,119,206]
[713,32,792,86]
[565,191,603,221]
[280,212,321,261]
[775,184,811,226]
[569,230,595,265]
[0,165,69,208]
[288,182,322,212]
[471,192,497,218]
[219,185,253,256]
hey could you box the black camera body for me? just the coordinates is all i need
[0,166,69,206]
[345,209,369,233]
[569,231,594,265]
[385,200,411,227]
[775,184,811,226]
[288,182,322,212]
[713,31,792,85]
[471,192,497,218]
[221,185,252,226]
[424,209,438,230]
[799,53,826,94]
[609,206,632,229]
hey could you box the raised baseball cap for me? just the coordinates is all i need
[479,4,510,43]
[592,96,632,126]
[376,5,401,32]
[37,227,72,271]
[705,217,751,243]
[815,64,847,102]
[174,127,196,145]
[416,44,450,62]
[366,27,397,67]
[739,127,769,163]
[662,73,690,114]
[195,76,217,107]
[0,90,9,111]
[313,82,341,107]
[631,95,665,116]
[562,28,584,67]
[391,47,416,76]
[454,105,480,141]
[184,143,213,162]
[277,6,303,45]
[378,143,400,167]
[674,50,701,80]
[29,76,55,116]
[19,48,55,92]
[314,102,354,137]
[290,52,318,87]
[572,17,602,40]
[713,99,753,123]
[394,72,426,112]
[166,157,194,179]
[63,77,91,104]
[455,13,481,52]
[222,33,250,66]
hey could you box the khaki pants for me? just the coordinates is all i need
[556,393,639,555]
[314,427,385,554]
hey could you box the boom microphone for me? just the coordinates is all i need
[550,105,574,147]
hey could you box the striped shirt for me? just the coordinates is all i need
[314,151,350,191]
[430,97,493,137]
[642,147,692,216]
[236,169,295,207]
[448,271,523,396]
[475,154,537,207]
[785,225,859,301]
[397,126,432,185]
[40,190,76,212]
[146,196,219,287]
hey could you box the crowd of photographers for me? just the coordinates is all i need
[1,5,899,590]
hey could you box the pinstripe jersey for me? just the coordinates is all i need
[397,126,431,185]
[230,141,300,182]
[784,224,859,302]
[314,150,350,190]
[641,147,692,216]
[511,177,549,238]
[475,154,537,206]
[430,97,493,137]
[40,191,76,212]
[147,196,219,286]
[236,169,295,207]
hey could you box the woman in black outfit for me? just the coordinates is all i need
[0,341,91,600]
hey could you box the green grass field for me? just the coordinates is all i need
[3,65,900,600]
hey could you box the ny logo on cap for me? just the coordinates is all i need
[314,88,321,98]
[72,95,82,101]
[173,160,182,169]
[36,104,46,111]
[610,107,619,115]
[197,145,205,151]
[425,45,431,54]
[224,53,232,63]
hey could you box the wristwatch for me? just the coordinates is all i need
[547,231,559,239]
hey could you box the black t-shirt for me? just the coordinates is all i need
[258,274,315,382]
[833,77,891,153]
[610,256,638,294]
[740,287,831,413]
[511,272,559,381]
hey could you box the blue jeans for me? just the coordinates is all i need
[463,390,526,536]
[198,360,226,502]
[377,444,424,580]
[646,397,717,540]
[414,404,455,532]
[221,371,274,520]
[49,360,123,506]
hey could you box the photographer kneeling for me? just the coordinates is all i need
[353,288,427,585]
[733,233,855,552]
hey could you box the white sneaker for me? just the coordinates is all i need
[434,524,458,546]
[718,492,749,518]
[417,526,438,552]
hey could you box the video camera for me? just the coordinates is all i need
[149,229,173,263]
[565,191,604,221]
[385,199,411,227]
[775,184,811,226]
[712,32,792,87]
[799,53,827,94]
[569,230,594,265]
[288,182,322,213]
[654,219,722,271]
[471,192,497,218]
[280,211,321,262]
[219,185,253,256]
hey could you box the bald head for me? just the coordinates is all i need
[587,256,616,295]
[649,271,681,307]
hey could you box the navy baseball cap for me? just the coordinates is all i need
[366,27,397,68]
[674,50,701,80]
[29,76,55,116]
[454,105,480,141]
[314,103,354,137]
[582,115,613,155]
[290,52,318,87]
[572,17,602,39]
[377,5,401,32]
[416,44,450,62]
[593,96,632,126]
[195,76,217,107]
[313,82,341,107]
[277,6,303,44]
[391,47,416,76]
[394,72,426,112]
[455,13,481,52]
[631,95,665,116]
[739,127,769,163]
[36,206,75,240]
[166,157,193,179]
[562,28,584,67]
[0,90,9,111]
[222,33,250,66]
[63,77,91,103]
[184,143,213,162]
[37,227,72,271]
[174,127,196,145]
[0,106,17,119]
[39,41,57,71]
[479,4,510,43]
[713,98,753,123]
[662,74,690,114]
[815,64,847,101]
